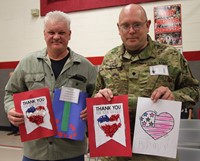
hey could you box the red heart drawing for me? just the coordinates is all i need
[140,111,174,140]
[26,106,46,125]
[97,114,121,137]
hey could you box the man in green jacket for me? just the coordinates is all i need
[4,11,97,161]
[93,4,199,161]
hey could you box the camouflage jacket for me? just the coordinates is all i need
[94,35,200,112]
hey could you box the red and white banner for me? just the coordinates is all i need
[41,0,164,15]
[87,95,132,157]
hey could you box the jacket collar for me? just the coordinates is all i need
[121,35,156,61]
[37,47,82,64]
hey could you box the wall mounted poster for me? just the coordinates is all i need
[87,95,132,157]
[133,97,182,158]
[154,4,182,46]
[13,88,57,142]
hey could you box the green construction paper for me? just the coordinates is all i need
[61,102,71,131]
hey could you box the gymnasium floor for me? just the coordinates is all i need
[0,131,23,161]
[0,131,98,161]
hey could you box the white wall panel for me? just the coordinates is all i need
[0,0,199,61]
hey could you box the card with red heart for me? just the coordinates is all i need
[13,88,57,142]
[87,95,132,157]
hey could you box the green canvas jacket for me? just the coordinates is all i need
[4,48,97,160]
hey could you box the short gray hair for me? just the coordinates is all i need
[44,11,71,30]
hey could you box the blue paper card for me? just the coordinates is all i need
[52,88,88,140]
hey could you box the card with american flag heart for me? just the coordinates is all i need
[133,97,181,158]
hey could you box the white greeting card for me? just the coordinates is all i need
[133,97,182,158]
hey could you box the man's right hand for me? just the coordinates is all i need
[94,88,113,101]
[7,108,24,126]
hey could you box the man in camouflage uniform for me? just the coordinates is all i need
[93,4,199,161]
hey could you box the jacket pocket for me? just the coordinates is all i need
[66,74,87,92]
[25,73,45,90]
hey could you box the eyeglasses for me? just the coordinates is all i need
[119,21,147,32]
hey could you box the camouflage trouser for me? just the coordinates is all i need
[99,154,179,161]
